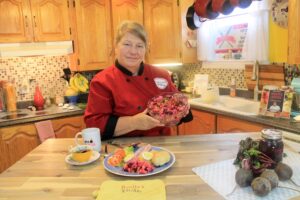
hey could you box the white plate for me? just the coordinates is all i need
[103,146,176,177]
[65,151,100,166]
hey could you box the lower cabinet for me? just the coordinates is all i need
[178,110,216,135]
[217,115,268,133]
[0,115,85,173]
[0,123,40,173]
[52,115,85,138]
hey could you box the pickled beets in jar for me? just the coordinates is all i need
[259,129,284,168]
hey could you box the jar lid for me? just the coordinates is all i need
[261,129,282,140]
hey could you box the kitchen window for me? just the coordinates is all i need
[197,0,270,63]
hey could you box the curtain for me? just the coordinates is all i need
[197,0,270,62]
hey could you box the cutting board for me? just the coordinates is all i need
[244,64,285,90]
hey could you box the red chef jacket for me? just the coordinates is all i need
[84,61,179,140]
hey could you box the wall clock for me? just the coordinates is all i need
[271,0,288,28]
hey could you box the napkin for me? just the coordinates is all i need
[192,149,300,200]
[96,180,166,200]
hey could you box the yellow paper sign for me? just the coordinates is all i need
[96,179,166,200]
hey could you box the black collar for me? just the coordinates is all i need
[115,60,144,76]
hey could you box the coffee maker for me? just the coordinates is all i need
[291,78,300,112]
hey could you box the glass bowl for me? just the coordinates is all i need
[147,92,190,126]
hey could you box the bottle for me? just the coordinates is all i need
[4,81,17,112]
[33,85,45,110]
[229,78,236,97]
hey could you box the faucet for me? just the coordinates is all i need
[252,60,261,101]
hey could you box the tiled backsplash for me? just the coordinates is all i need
[179,63,247,89]
[1,55,274,103]
[0,55,69,102]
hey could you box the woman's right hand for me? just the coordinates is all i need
[131,109,164,130]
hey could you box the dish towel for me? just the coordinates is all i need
[192,149,300,200]
[35,120,56,142]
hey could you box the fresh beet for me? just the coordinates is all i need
[260,169,279,189]
[251,177,271,197]
[275,162,293,181]
[235,168,253,187]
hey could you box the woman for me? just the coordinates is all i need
[84,21,192,140]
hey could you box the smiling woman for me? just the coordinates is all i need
[84,21,193,140]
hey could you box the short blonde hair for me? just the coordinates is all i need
[115,21,147,47]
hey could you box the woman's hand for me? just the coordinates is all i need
[130,109,164,130]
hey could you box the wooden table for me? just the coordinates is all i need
[0,133,299,200]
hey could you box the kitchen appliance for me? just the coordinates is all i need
[291,78,300,112]
[171,72,180,89]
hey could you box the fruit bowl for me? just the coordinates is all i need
[147,92,190,126]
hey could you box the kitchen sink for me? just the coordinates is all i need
[189,95,260,116]
[0,113,29,120]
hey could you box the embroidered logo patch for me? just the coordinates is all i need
[154,78,168,89]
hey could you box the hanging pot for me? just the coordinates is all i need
[212,0,235,15]
[186,4,202,30]
[238,0,253,8]
[229,0,239,6]
[222,0,235,15]
[212,0,225,13]
[194,0,219,19]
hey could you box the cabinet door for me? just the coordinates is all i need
[75,0,113,71]
[144,0,181,64]
[180,0,197,63]
[178,109,216,135]
[30,0,70,41]
[217,115,268,133]
[0,0,33,42]
[52,115,85,138]
[111,0,143,37]
[0,124,40,173]
[288,0,300,64]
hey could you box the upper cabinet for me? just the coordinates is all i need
[144,0,181,64]
[67,0,194,71]
[72,0,113,71]
[0,0,71,43]
[111,0,143,37]
[288,0,300,64]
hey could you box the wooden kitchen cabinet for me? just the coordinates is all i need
[144,0,181,64]
[178,109,216,135]
[180,0,197,63]
[288,0,300,64]
[52,115,85,138]
[217,115,268,133]
[0,123,40,173]
[0,0,70,43]
[71,0,113,71]
[111,0,143,37]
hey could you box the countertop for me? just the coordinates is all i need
[1,133,299,199]
[0,96,299,134]
[190,103,300,134]
[0,105,84,128]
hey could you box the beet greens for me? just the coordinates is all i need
[234,137,275,175]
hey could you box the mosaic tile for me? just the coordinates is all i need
[0,55,70,101]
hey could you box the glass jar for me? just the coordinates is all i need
[259,129,284,167]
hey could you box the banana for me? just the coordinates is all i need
[69,76,80,93]
[73,73,89,93]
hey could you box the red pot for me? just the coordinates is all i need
[194,0,219,19]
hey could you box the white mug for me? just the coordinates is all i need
[75,128,101,152]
